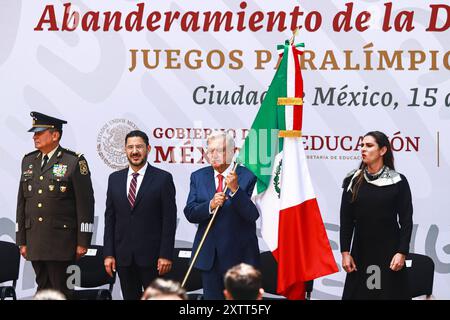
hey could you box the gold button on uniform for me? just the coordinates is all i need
[38,189,43,194]
[38,203,42,208]
[38,217,43,222]
[39,176,44,181]
[63,225,67,228]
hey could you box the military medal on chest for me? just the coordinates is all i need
[23,164,34,179]
[52,164,68,178]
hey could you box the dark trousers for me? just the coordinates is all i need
[201,251,225,300]
[117,258,158,300]
[32,261,72,299]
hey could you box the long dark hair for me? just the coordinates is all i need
[351,131,395,202]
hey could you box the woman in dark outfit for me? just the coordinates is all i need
[340,131,413,300]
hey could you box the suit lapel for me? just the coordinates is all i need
[33,152,42,175]
[235,165,243,185]
[205,166,216,200]
[120,169,129,207]
[132,164,154,210]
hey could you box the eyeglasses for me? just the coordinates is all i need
[206,148,226,155]
[126,144,147,151]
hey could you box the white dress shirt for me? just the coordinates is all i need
[41,145,59,167]
[126,162,148,196]
[213,165,232,192]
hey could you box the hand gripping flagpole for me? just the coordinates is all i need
[181,160,239,289]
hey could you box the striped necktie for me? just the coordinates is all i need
[128,172,139,208]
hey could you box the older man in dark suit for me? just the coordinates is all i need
[184,131,260,300]
[103,130,177,300]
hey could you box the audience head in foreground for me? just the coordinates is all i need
[224,263,264,300]
[142,278,187,300]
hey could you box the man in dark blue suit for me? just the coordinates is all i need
[184,131,260,300]
[103,130,177,300]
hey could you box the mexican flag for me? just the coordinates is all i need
[237,40,338,299]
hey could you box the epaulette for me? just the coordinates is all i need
[24,150,40,158]
[63,148,83,158]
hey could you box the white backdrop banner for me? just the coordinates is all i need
[0,0,449,299]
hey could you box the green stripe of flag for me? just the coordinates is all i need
[237,43,290,194]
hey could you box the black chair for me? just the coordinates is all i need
[260,251,313,300]
[406,253,434,298]
[163,247,203,300]
[71,245,115,300]
[0,241,20,300]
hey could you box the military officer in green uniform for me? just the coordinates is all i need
[16,112,95,297]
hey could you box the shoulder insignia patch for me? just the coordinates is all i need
[79,160,89,175]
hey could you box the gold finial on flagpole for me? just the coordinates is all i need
[290,27,299,45]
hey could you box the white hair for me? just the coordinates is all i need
[33,289,66,300]
[206,131,235,150]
